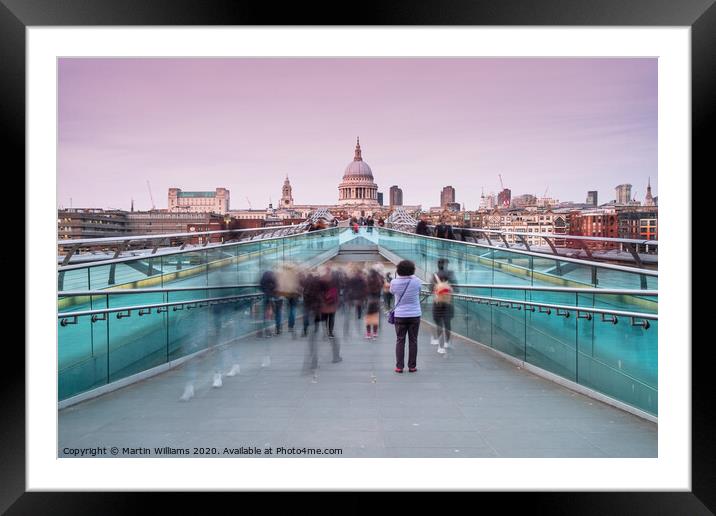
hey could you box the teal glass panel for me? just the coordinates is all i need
[463,248,494,285]
[107,299,168,383]
[492,249,532,286]
[450,297,470,341]
[58,297,109,400]
[525,303,577,382]
[490,298,526,360]
[167,290,209,361]
[58,268,90,292]
[576,310,657,416]
[88,256,164,290]
[466,291,492,346]
[207,246,237,286]
[531,257,594,288]
[595,266,653,290]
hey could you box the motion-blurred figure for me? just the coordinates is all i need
[276,262,301,337]
[300,268,322,338]
[430,258,458,353]
[343,263,367,336]
[259,266,282,338]
[364,264,384,339]
[383,271,394,309]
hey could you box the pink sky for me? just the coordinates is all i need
[58,58,656,211]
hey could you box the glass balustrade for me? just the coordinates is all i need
[58,287,265,401]
[377,228,658,291]
[58,227,341,294]
[420,288,657,416]
[58,226,657,416]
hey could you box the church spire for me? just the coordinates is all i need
[645,176,655,206]
[354,136,362,161]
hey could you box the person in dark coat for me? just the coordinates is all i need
[434,216,456,240]
[300,270,322,338]
[343,263,367,336]
[259,267,282,337]
[415,213,432,236]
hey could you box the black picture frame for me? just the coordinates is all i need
[4,0,710,512]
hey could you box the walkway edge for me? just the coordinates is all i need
[420,319,658,424]
[57,347,213,410]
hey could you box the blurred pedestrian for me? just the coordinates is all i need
[430,258,458,353]
[364,263,384,339]
[383,271,394,309]
[390,260,422,373]
[276,262,300,337]
[259,266,282,338]
[319,265,340,340]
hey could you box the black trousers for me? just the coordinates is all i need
[394,316,420,369]
[433,304,453,344]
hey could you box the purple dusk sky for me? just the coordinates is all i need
[58,58,656,211]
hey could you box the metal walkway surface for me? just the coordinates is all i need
[58,309,656,458]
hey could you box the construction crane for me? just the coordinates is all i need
[498,174,504,190]
[245,197,252,209]
[146,180,156,210]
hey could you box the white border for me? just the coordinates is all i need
[27,27,690,491]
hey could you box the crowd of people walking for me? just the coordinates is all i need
[256,254,457,375]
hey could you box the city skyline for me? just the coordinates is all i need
[58,58,657,211]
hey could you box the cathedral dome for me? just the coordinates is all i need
[343,160,373,179]
[338,137,379,207]
[342,137,374,180]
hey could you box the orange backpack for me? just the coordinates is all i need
[433,274,453,303]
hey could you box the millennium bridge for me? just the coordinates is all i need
[57,216,657,458]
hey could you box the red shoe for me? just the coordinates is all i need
[408,368,417,373]
[394,368,403,373]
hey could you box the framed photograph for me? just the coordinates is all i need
[6,0,710,511]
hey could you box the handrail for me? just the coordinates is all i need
[420,290,658,321]
[57,226,340,272]
[58,292,264,320]
[56,223,308,246]
[378,227,658,276]
[418,283,658,296]
[451,226,658,246]
[59,283,657,298]
[59,284,262,297]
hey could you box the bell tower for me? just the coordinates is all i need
[281,175,294,208]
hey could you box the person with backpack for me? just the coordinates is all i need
[430,258,458,353]
[434,216,456,240]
